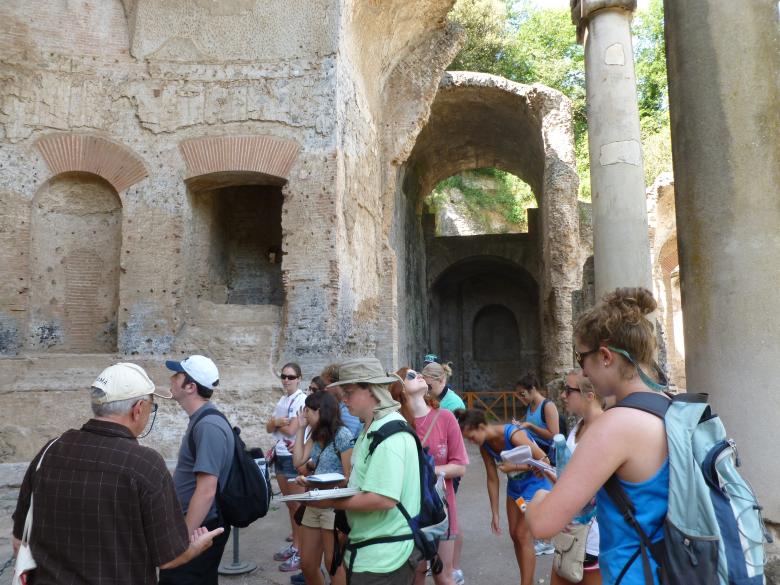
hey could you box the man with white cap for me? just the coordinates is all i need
[159,355,234,585]
[308,357,422,585]
[10,362,224,585]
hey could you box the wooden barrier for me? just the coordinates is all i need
[462,391,527,422]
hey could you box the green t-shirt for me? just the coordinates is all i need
[346,412,421,573]
[439,387,465,412]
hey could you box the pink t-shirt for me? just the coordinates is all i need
[414,408,470,535]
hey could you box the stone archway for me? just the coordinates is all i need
[430,256,541,391]
[392,72,580,381]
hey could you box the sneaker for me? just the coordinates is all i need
[274,544,297,562]
[279,552,301,572]
[452,569,465,585]
[290,572,306,584]
[534,540,555,556]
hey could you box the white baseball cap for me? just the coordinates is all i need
[165,355,220,390]
[92,363,173,403]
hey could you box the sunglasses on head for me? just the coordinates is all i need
[405,370,419,381]
[281,374,298,381]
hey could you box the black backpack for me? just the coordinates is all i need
[188,408,272,527]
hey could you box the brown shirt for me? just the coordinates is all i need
[12,419,189,585]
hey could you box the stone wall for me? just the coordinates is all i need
[401,73,580,382]
[0,0,464,461]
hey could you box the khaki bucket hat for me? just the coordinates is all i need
[326,357,399,387]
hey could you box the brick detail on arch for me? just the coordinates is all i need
[35,134,148,193]
[179,135,300,181]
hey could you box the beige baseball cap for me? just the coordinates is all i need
[92,363,172,403]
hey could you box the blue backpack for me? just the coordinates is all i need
[604,392,770,584]
[338,418,449,578]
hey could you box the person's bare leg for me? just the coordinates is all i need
[322,527,346,585]
[299,525,325,585]
[278,474,305,550]
[432,539,456,585]
[453,533,463,570]
[507,498,535,585]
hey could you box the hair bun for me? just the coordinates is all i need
[604,287,656,322]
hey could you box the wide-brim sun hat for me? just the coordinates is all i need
[326,357,399,387]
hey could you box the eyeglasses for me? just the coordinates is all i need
[137,401,158,439]
[281,374,299,381]
[405,370,419,381]
[574,347,600,368]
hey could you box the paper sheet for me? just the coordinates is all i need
[277,487,361,502]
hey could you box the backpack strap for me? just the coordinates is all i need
[612,391,671,419]
[421,410,442,447]
[604,476,663,585]
[605,391,671,584]
[367,419,417,456]
[187,407,227,458]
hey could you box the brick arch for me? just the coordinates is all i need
[179,135,300,182]
[35,134,148,194]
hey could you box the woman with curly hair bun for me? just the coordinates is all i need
[527,288,669,585]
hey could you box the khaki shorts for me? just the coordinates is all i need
[301,506,335,530]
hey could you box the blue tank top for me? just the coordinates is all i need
[526,400,551,449]
[483,425,551,501]
[596,459,669,584]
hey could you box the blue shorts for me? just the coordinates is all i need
[274,454,297,479]
[507,472,552,502]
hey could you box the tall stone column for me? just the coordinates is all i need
[572,0,652,296]
[664,0,780,519]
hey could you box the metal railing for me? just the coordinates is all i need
[462,391,527,422]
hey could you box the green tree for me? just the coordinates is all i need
[446,0,671,197]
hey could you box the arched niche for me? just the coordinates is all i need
[28,172,122,352]
[179,135,300,308]
[473,304,522,361]
[430,256,541,391]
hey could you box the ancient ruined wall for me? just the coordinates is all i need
[0,0,344,461]
[28,173,122,352]
[427,232,542,391]
[399,73,580,382]
[646,173,685,389]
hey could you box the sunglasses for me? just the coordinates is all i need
[574,347,600,368]
[564,386,582,395]
[281,374,299,381]
[405,370,419,381]
[308,386,319,393]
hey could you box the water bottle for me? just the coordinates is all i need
[552,435,595,524]
[553,434,570,473]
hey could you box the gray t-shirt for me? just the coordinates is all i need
[173,402,234,523]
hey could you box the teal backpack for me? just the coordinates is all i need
[605,392,770,584]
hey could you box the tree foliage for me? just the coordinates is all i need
[446,0,673,197]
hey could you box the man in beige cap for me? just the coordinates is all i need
[309,357,421,585]
[11,362,224,585]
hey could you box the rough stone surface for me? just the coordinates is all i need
[0,0,464,462]
[665,0,780,519]
[398,72,581,382]
[646,172,685,390]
